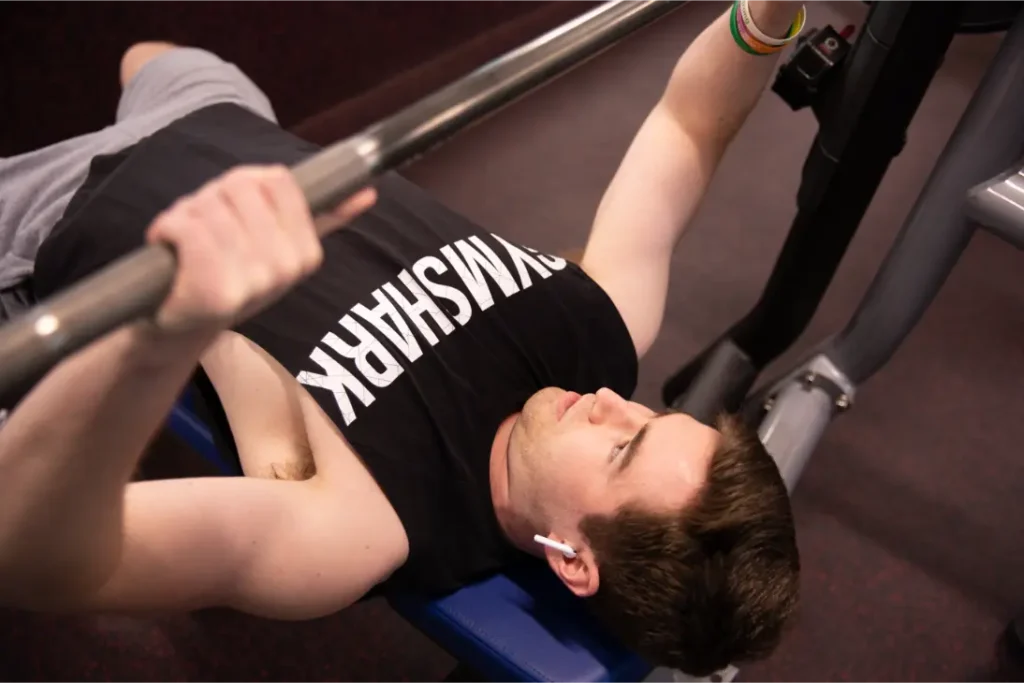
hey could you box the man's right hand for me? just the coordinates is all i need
[0,159,381,613]
[146,165,376,336]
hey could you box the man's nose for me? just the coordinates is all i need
[589,388,635,427]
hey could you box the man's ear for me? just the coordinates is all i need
[543,539,599,598]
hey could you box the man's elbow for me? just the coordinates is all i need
[657,103,730,170]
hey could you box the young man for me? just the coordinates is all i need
[0,1,802,676]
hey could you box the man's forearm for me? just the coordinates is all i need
[581,1,808,354]
[664,1,804,155]
[0,323,214,601]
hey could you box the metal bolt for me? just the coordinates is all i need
[835,394,850,411]
[763,397,775,412]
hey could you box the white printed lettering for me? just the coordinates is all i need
[353,289,424,362]
[324,316,403,389]
[525,245,567,271]
[383,270,454,346]
[442,239,519,311]
[412,255,473,325]
[296,235,568,426]
[297,347,375,426]
[491,233,552,287]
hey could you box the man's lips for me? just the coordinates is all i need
[556,391,582,421]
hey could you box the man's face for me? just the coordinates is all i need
[508,387,719,539]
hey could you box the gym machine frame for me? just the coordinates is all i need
[746,0,1024,486]
[662,0,967,422]
[748,3,1024,664]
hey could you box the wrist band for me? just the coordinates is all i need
[730,3,778,55]
[740,0,804,46]
[730,0,806,56]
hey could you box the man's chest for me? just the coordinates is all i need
[234,221,582,432]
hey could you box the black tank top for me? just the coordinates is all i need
[33,104,639,595]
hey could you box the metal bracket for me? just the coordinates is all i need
[762,354,856,415]
[965,163,1024,250]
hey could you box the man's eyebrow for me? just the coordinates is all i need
[618,412,668,472]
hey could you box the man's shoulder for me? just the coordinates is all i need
[139,102,319,170]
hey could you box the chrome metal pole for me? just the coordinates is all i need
[0,0,683,398]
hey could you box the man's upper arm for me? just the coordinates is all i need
[76,474,408,619]
[581,104,716,358]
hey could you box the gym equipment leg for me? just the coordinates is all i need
[1005,615,1024,663]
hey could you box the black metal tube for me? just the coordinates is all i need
[662,0,966,412]
[0,0,683,399]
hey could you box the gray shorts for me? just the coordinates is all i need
[0,46,276,291]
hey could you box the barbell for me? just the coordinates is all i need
[0,0,684,399]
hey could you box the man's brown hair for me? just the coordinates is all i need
[580,412,799,677]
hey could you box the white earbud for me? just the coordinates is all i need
[533,534,577,559]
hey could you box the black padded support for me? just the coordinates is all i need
[672,339,756,426]
[1005,615,1024,664]
[862,0,1023,33]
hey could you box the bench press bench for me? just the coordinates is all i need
[167,389,653,682]
[0,3,713,679]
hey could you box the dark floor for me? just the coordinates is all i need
[3,2,1024,681]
